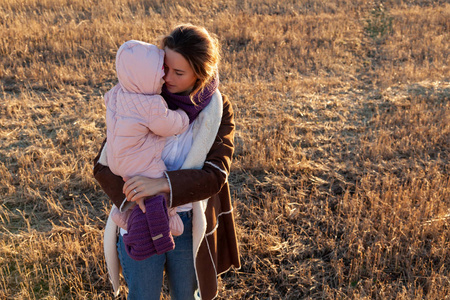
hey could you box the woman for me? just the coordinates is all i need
[93,24,240,300]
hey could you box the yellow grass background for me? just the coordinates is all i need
[1,0,449,299]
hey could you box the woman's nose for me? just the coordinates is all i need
[163,67,171,82]
[163,72,169,83]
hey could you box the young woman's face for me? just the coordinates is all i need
[163,47,198,95]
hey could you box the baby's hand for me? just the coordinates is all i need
[136,198,146,213]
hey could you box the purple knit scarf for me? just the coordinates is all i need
[161,74,219,124]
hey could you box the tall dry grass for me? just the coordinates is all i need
[1,0,449,299]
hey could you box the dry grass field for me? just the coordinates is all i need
[1,0,449,299]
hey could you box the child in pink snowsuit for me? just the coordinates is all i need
[104,40,188,236]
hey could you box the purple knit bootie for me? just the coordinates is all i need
[122,194,175,261]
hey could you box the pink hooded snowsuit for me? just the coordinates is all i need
[105,40,188,236]
[105,40,189,181]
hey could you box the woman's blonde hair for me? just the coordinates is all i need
[160,24,220,97]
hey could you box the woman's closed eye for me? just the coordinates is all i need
[164,65,184,76]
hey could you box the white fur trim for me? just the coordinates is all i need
[204,161,228,183]
[194,289,202,300]
[164,171,173,208]
[182,91,223,170]
[205,236,219,298]
[205,208,234,236]
[119,198,136,213]
[99,142,109,166]
[104,206,120,297]
[180,90,222,256]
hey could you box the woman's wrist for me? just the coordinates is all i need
[158,176,170,194]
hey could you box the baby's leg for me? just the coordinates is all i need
[168,208,184,236]
[111,205,132,230]
[154,191,184,236]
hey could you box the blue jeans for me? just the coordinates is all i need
[117,211,197,300]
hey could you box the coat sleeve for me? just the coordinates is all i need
[146,95,189,137]
[165,94,235,207]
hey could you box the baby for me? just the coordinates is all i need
[104,40,189,236]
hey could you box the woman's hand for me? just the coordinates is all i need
[123,176,170,212]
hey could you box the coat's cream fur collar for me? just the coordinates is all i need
[179,90,223,259]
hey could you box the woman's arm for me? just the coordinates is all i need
[147,96,189,137]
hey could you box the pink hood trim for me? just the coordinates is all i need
[116,40,164,95]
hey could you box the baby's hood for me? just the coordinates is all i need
[115,40,164,94]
